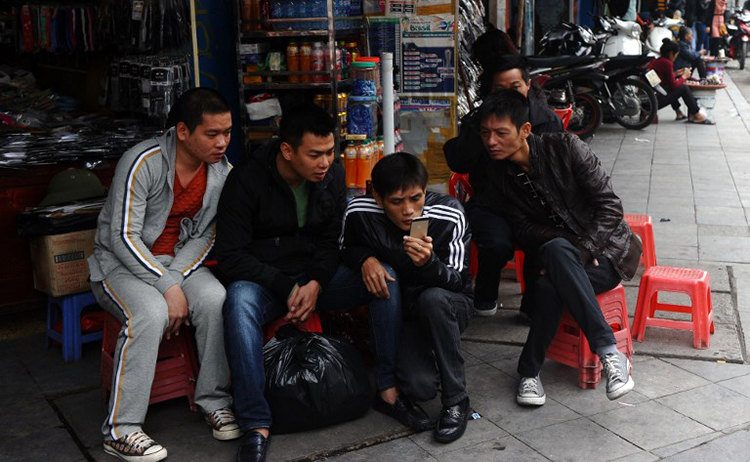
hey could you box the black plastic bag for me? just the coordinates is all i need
[263,324,372,434]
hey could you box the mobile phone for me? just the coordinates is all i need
[409,216,429,239]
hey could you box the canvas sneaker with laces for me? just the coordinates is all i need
[473,300,498,317]
[516,375,546,406]
[601,351,635,400]
[205,406,241,441]
[103,431,167,462]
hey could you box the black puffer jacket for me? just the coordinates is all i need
[340,192,473,306]
[215,140,346,299]
[444,88,564,202]
[489,133,641,280]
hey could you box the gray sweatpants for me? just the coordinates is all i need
[92,264,231,441]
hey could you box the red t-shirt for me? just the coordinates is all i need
[151,164,207,257]
[647,57,685,94]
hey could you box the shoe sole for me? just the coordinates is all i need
[103,444,168,462]
[517,395,546,406]
[212,427,242,441]
[473,306,498,317]
[607,376,635,401]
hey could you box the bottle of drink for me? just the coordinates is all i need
[377,136,385,162]
[356,140,372,189]
[337,40,349,79]
[287,42,300,82]
[300,42,312,82]
[344,142,358,188]
[346,42,360,64]
[271,0,282,19]
[312,42,325,82]
[241,0,254,32]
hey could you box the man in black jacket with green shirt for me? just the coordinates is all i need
[217,104,415,462]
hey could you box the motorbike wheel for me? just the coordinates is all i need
[612,78,658,130]
[568,93,602,140]
[740,42,747,70]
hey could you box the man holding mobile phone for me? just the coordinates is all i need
[340,152,473,444]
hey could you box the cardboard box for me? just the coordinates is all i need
[29,229,96,297]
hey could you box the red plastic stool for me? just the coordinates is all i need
[546,284,634,389]
[624,214,656,269]
[101,311,199,411]
[263,312,323,344]
[632,266,714,349]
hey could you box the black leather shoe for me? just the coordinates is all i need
[373,394,433,431]
[434,397,470,444]
[236,431,269,462]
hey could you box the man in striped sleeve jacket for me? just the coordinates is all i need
[88,88,238,462]
[341,152,474,444]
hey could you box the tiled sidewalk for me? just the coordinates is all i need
[3,71,750,461]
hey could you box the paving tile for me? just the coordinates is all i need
[327,436,436,461]
[699,235,750,263]
[696,206,747,226]
[462,311,529,345]
[410,416,506,455]
[0,426,85,462]
[650,431,724,458]
[543,378,649,417]
[461,341,522,362]
[663,358,750,383]
[633,321,743,363]
[516,417,639,461]
[610,451,660,462]
[435,435,547,462]
[624,359,710,399]
[717,374,750,400]
[589,401,713,450]
[657,384,750,431]
[660,430,750,462]
[472,388,580,435]
[652,223,698,247]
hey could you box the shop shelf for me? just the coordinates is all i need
[242,79,353,91]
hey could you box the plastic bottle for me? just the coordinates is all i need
[377,136,385,162]
[287,42,300,82]
[356,140,371,189]
[312,0,326,29]
[270,0,282,18]
[312,42,325,82]
[344,142,358,188]
[299,42,312,82]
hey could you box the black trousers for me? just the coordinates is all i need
[681,56,707,79]
[396,287,473,407]
[517,238,621,378]
[464,199,515,305]
[657,84,701,116]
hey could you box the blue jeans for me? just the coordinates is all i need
[223,264,401,432]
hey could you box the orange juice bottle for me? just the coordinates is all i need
[344,142,358,188]
[377,136,385,162]
[356,140,371,189]
[299,42,312,83]
[287,42,299,82]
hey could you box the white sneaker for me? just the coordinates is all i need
[474,301,498,317]
[517,376,546,406]
[103,431,167,462]
[205,406,241,441]
[601,351,635,400]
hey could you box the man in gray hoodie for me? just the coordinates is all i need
[89,88,237,462]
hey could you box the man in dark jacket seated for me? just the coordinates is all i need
[341,153,473,443]
[444,55,563,317]
[217,105,406,462]
[476,89,642,406]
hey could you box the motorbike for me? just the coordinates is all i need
[529,55,606,139]
[593,16,643,56]
[726,9,750,70]
[535,23,659,138]
[645,16,684,56]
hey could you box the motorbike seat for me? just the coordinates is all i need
[527,55,598,70]
[605,55,653,70]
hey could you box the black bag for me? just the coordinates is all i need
[263,324,372,433]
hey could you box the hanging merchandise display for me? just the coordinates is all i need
[456,0,485,117]
[98,0,192,52]
[16,4,99,53]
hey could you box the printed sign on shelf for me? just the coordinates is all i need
[400,14,455,96]
[386,0,452,16]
